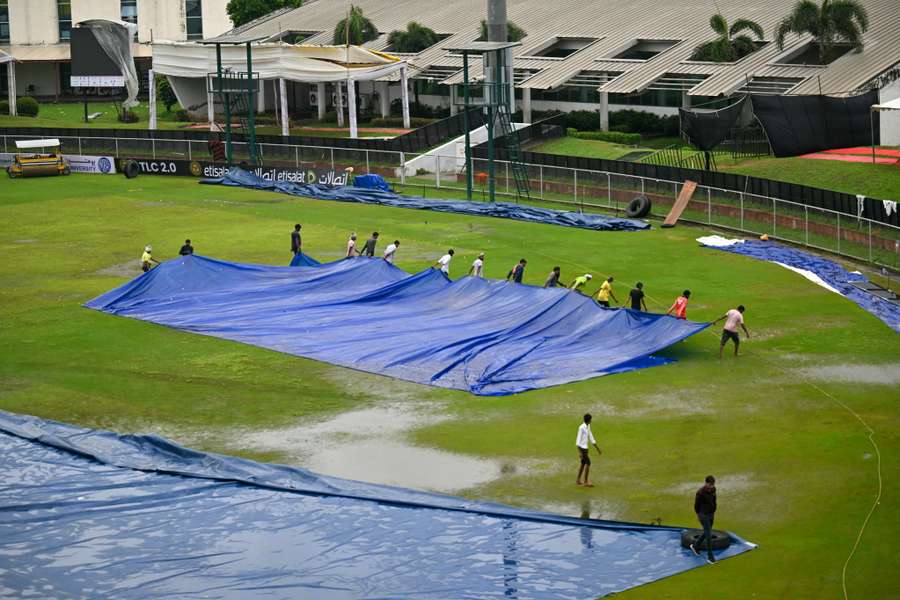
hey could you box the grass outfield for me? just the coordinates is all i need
[1,174,898,598]
[529,136,900,201]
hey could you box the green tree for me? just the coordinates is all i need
[691,14,764,62]
[775,0,869,63]
[226,0,302,28]
[477,20,526,43]
[155,74,179,112]
[387,22,439,53]
[333,5,379,45]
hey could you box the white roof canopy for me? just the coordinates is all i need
[16,139,61,149]
[152,42,406,83]
[872,97,900,112]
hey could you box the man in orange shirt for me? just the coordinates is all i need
[666,290,691,319]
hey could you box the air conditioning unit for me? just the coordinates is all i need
[331,92,347,105]
[309,91,318,106]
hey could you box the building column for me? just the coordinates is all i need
[522,87,532,123]
[379,81,390,118]
[682,91,691,109]
[207,77,215,131]
[507,48,515,114]
[450,85,458,116]
[279,78,289,136]
[400,65,411,129]
[148,69,157,130]
[599,91,609,132]
[317,82,326,120]
[257,79,266,113]
[347,79,358,139]
[335,81,345,127]
[8,62,16,116]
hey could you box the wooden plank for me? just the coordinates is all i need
[662,180,697,228]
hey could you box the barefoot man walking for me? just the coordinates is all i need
[576,413,602,487]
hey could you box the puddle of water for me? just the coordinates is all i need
[235,404,509,493]
[12,239,39,244]
[663,473,757,496]
[798,364,900,386]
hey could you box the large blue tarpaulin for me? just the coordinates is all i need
[0,411,755,599]
[85,256,709,395]
[202,168,650,232]
[701,239,900,332]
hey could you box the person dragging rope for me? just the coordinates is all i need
[141,245,160,272]
[575,413,602,487]
[714,305,750,358]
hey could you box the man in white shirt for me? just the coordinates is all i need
[576,413,602,487]
[468,252,485,277]
[713,305,750,358]
[434,249,454,275]
[346,234,358,258]
[383,240,400,263]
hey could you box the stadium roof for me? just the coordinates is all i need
[215,0,900,97]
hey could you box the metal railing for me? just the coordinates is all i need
[3,132,896,271]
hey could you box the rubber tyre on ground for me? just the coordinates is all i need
[7,166,19,178]
[626,195,652,218]
[680,528,732,551]
[62,166,71,176]
[123,160,140,179]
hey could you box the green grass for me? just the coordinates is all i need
[530,136,900,201]
[1,174,898,598]
[0,101,399,138]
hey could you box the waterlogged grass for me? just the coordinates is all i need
[0,175,898,598]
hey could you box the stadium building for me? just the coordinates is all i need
[0,0,231,100]
[161,0,900,143]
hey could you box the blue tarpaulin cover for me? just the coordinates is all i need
[0,411,756,599]
[85,256,709,395]
[202,168,650,232]
[289,251,321,267]
[353,173,392,191]
[701,239,900,332]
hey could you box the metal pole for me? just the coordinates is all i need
[574,170,579,212]
[740,192,744,230]
[216,44,232,165]
[462,52,473,200]
[868,220,872,263]
[330,147,335,171]
[246,43,257,165]
[539,164,543,199]
[608,173,612,209]
[837,214,841,254]
[707,188,711,224]
[400,152,406,185]
[436,154,441,188]
[365,149,370,174]
[805,206,809,247]
[871,110,876,164]
[773,198,777,237]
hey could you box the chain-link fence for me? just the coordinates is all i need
[4,132,897,271]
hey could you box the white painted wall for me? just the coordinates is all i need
[137,0,185,43]
[72,0,120,25]
[202,0,232,40]
[9,0,59,45]
[879,77,900,146]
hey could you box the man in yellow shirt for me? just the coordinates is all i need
[595,276,618,307]
[569,273,592,294]
[141,245,160,273]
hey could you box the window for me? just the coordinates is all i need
[772,41,852,66]
[0,1,9,44]
[607,39,680,61]
[523,37,597,59]
[121,0,138,26]
[185,0,203,40]
[263,30,318,44]
[57,0,72,41]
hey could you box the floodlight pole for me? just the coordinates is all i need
[462,51,473,200]
[246,42,257,165]
[215,43,233,165]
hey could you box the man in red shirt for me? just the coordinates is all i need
[666,290,691,319]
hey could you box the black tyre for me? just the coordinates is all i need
[7,166,19,178]
[62,166,71,176]
[626,195,652,218]
[681,528,732,551]
[123,160,140,179]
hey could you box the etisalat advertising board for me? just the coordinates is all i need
[129,159,355,186]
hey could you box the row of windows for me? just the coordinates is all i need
[0,1,9,43]
[0,1,205,42]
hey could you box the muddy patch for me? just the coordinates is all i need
[95,261,142,278]
[235,403,512,493]
[797,364,900,386]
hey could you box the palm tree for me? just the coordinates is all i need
[477,20,526,43]
[691,14,764,62]
[333,5,379,45]
[387,22,439,53]
[775,0,869,63]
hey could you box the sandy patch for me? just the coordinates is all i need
[95,261,142,278]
